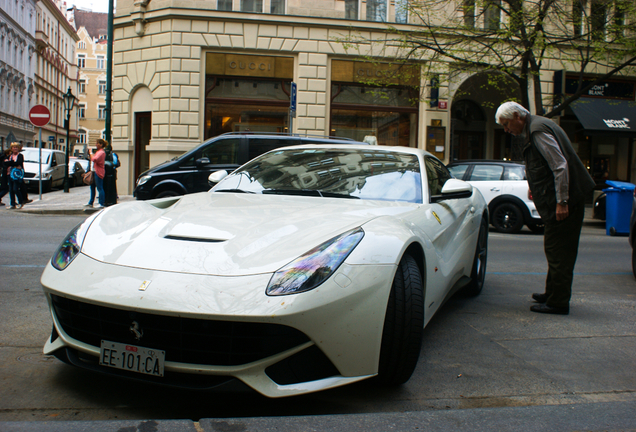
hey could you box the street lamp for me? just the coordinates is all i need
[62,87,75,193]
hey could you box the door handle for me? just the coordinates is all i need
[490,187,500,192]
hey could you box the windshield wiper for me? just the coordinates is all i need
[262,189,359,199]
[214,189,255,194]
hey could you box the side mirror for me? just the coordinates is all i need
[196,157,211,166]
[208,170,228,187]
[431,179,473,202]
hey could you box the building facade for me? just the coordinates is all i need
[0,0,36,151]
[110,0,636,195]
[33,0,79,152]
[69,6,107,154]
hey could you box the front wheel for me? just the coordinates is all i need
[492,202,524,233]
[377,254,424,385]
[463,216,488,297]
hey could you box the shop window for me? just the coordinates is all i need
[366,0,387,21]
[241,0,263,12]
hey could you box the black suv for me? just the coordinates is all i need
[447,160,544,233]
[134,133,365,200]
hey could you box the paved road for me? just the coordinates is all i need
[0,210,634,431]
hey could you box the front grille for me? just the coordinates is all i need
[24,172,36,178]
[51,294,310,366]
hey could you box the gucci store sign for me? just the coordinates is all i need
[206,53,293,79]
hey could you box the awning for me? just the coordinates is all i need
[570,98,636,134]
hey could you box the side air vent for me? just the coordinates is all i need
[150,198,181,209]
[164,235,226,243]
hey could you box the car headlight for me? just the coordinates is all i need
[51,214,98,271]
[266,227,364,296]
[137,175,152,187]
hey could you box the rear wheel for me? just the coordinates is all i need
[377,254,424,385]
[492,202,524,233]
[463,216,488,297]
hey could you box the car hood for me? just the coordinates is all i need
[80,192,417,276]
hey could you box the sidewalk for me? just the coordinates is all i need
[3,185,134,216]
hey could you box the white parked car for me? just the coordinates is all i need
[22,148,66,192]
[447,160,543,233]
[41,145,488,398]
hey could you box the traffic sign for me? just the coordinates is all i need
[290,82,297,113]
[29,105,51,127]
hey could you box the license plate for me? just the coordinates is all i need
[99,340,165,377]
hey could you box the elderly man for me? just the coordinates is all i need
[495,102,595,315]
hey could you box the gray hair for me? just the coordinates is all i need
[495,102,529,124]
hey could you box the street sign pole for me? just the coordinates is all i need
[29,105,51,201]
[38,128,42,201]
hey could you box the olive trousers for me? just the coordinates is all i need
[542,202,586,308]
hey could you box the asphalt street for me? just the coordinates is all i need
[0,188,635,431]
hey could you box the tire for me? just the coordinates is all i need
[463,216,488,297]
[377,254,424,385]
[492,202,524,233]
[155,189,181,199]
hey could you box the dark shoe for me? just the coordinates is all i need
[25,199,33,204]
[532,293,548,303]
[530,304,569,315]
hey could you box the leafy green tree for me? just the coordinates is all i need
[341,0,636,117]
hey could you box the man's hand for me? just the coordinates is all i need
[556,203,569,221]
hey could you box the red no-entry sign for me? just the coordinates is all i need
[29,105,51,127]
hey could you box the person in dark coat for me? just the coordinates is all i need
[495,102,595,315]
[5,142,26,209]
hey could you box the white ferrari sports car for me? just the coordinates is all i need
[41,144,488,398]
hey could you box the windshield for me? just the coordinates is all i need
[22,149,51,164]
[213,148,422,203]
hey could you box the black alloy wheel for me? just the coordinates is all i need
[377,254,424,385]
[492,202,524,233]
[463,215,488,296]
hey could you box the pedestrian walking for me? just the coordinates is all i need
[495,101,595,315]
[5,142,25,209]
[86,139,106,208]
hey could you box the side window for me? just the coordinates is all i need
[504,166,525,180]
[447,164,469,180]
[469,165,503,181]
[201,138,240,165]
[248,138,299,161]
[425,157,453,198]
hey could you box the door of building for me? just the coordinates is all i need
[134,112,151,183]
